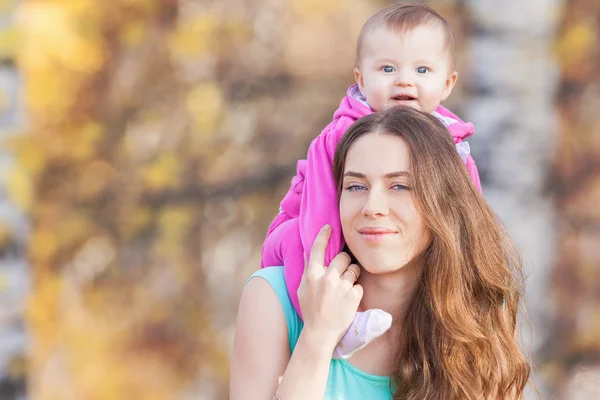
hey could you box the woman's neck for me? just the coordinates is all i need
[346,262,423,375]
[357,262,423,330]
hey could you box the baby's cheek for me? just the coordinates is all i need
[368,91,387,112]
[379,99,396,112]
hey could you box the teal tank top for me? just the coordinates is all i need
[248,267,393,399]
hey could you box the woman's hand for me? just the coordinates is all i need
[297,225,363,351]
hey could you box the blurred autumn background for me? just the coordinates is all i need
[0,0,596,399]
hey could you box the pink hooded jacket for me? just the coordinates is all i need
[261,85,481,317]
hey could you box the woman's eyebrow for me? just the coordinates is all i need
[344,171,366,178]
[385,171,410,178]
[343,171,410,178]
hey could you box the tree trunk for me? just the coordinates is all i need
[547,0,600,398]
[461,0,561,397]
[18,1,229,398]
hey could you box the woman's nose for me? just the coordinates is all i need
[362,188,389,218]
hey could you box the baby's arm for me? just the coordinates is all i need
[261,159,306,259]
[261,218,305,316]
[261,116,350,314]
[298,116,356,268]
[465,155,482,192]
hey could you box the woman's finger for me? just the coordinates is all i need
[340,264,361,284]
[349,284,364,303]
[328,251,351,276]
[307,225,331,273]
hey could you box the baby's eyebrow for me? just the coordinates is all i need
[415,59,441,67]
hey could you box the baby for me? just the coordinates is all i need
[261,2,481,359]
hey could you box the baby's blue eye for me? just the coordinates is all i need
[383,66,395,73]
[416,67,428,74]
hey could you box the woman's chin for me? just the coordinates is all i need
[359,257,408,276]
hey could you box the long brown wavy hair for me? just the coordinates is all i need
[333,106,531,399]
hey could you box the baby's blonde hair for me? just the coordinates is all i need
[355,2,456,69]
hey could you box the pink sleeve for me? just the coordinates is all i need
[465,155,482,193]
[299,116,356,267]
[260,157,306,269]
[260,116,355,316]
[264,160,306,238]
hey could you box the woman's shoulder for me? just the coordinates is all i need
[246,267,304,352]
[247,266,286,286]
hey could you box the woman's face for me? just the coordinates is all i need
[340,132,431,275]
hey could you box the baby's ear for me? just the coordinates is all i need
[354,67,364,92]
[441,71,458,101]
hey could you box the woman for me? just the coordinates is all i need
[230,106,530,399]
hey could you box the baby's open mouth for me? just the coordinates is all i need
[392,95,416,101]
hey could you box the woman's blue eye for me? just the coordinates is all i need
[383,66,395,73]
[392,184,410,191]
[346,184,366,192]
[416,67,428,74]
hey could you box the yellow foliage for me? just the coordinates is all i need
[0,26,18,59]
[169,14,215,58]
[120,20,146,48]
[18,2,106,73]
[7,355,26,380]
[61,307,130,399]
[220,17,253,45]
[25,273,62,354]
[30,226,59,263]
[17,1,106,121]
[71,122,102,161]
[158,206,193,240]
[0,0,15,13]
[18,0,230,397]
[78,160,117,200]
[23,71,74,123]
[556,22,596,68]
[55,214,92,250]
[141,153,182,190]
[6,166,34,212]
[121,207,153,239]
[119,0,158,15]
[0,224,12,249]
[186,82,224,141]
[155,206,194,259]
[8,136,46,175]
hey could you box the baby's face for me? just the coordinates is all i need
[355,24,457,114]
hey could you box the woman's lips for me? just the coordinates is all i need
[358,228,398,243]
